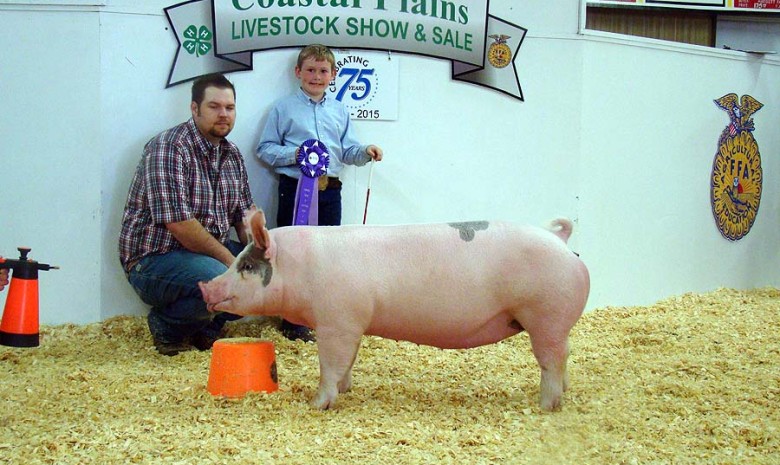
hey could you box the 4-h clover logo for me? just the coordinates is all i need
[182,25,212,57]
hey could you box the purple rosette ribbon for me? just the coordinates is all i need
[293,139,329,226]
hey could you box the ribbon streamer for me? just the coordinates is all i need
[293,139,329,226]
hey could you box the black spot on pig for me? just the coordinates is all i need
[236,244,273,287]
[448,221,489,242]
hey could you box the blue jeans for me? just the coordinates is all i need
[127,241,245,344]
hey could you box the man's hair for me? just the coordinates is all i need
[296,44,336,70]
[191,73,236,106]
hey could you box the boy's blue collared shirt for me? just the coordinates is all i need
[257,87,370,179]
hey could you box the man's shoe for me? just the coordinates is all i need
[154,339,196,356]
[191,332,220,351]
[280,320,316,342]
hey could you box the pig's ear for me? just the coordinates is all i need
[242,207,258,242]
[242,206,259,229]
[249,209,274,260]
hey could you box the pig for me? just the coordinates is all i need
[199,208,590,411]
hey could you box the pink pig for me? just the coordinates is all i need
[199,208,590,411]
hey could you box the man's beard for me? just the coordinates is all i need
[209,122,232,139]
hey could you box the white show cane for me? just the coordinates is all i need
[362,160,375,225]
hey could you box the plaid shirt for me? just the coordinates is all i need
[119,119,253,271]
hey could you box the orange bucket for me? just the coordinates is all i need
[207,338,278,397]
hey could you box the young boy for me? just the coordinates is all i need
[257,44,383,342]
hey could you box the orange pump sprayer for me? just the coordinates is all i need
[0,247,59,347]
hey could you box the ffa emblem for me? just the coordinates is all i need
[487,34,512,69]
[710,93,764,241]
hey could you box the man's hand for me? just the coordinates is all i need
[234,216,251,246]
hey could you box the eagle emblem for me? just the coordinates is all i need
[710,94,763,241]
[487,34,512,69]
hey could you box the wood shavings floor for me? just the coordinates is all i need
[0,288,778,464]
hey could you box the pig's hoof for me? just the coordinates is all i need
[337,379,352,393]
[311,386,339,410]
[540,397,562,412]
[310,394,336,410]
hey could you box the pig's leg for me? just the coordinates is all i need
[310,329,362,410]
[337,350,358,394]
[528,334,570,411]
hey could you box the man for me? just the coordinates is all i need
[119,73,254,356]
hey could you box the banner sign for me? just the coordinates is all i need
[590,0,780,9]
[646,0,725,5]
[164,0,527,100]
[733,0,780,8]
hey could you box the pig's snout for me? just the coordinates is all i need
[199,279,231,312]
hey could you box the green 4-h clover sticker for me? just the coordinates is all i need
[182,25,212,57]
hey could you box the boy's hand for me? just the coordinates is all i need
[367,145,383,161]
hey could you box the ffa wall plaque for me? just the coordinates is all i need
[711,93,764,241]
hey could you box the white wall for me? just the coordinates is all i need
[1,0,778,325]
[580,35,780,309]
[0,6,102,324]
[99,5,195,321]
[97,0,586,321]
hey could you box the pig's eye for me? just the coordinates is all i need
[239,263,254,273]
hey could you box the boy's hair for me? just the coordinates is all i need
[296,44,336,70]
[191,73,236,105]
